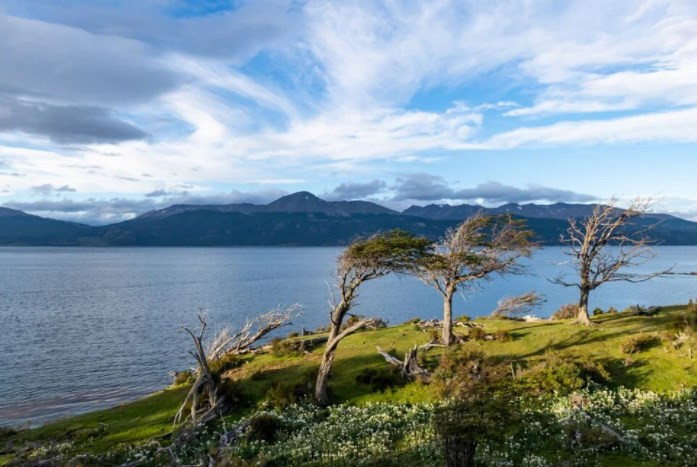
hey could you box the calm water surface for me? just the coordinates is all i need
[1,246,696,426]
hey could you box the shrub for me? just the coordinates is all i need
[468,326,487,341]
[270,337,321,357]
[0,426,18,441]
[246,413,282,442]
[455,315,471,323]
[405,317,422,325]
[172,370,195,386]
[551,304,579,320]
[494,330,512,342]
[265,368,316,408]
[373,318,388,329]
[621,334,660,354]
[607,306,618,314]
[522,351,611,395]
[287,331,300,338]
[355,366,404,392]
[218,378,245,406]
[271,337,304,357]
[432,349,511,399]
[210,353,242,374]
[428,328,440,343]
[688,299,696,313]
[592,307,604,316]
[433,394,515,466]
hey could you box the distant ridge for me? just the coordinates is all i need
[2,192,697,246]
[139,191,397,219]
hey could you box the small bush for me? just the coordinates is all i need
[250,371,266,381]
[621,334,660,354]
[405,317,422,325]
[592,307,604,316]
[210,354,243,374]
[551,304,579,320]
[455,315,471,323]
[494,330,512,342]
[607,307,618,314]
[622,305,648,315]
[522,351,611,395]
[218,378,245,406]
[246,413,281,442]
[271,337,303,357]
[172,370,195,386]
[270,337,321,357]
[468,327,487,341]
[428,328,440,343]
[373,318,388,329]
[287,331,300,338]
[0,426,18,441]
[265,368,316,408]
[432,349,511,398]
[355,366,404,392]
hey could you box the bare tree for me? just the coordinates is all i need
[418,214,535,345]
[552,198,670,326]
[491,292,545,318]
[314,230,430,406]
[175,306,299,425]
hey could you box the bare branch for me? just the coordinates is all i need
[554,197,669,325]
[491,292,545,318]
[416,213,536,343]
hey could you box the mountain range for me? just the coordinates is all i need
[2,191,697,246]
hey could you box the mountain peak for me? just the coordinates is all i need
[266,191,333,213]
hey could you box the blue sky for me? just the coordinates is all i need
[1,0,697,224]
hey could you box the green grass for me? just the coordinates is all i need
[3,305,696,464]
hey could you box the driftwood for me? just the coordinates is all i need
[376,342,442,380]
[417,319,482,331]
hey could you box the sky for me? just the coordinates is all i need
[1,0,697,224]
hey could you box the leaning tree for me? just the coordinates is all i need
[418,213,535,345]
[314,230,430,406]
[552,197,670,326]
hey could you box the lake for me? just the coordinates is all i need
[1,246,695,426]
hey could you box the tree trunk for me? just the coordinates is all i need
[577,287,592,326]
[443,436,477,467]
[442,287,455,345]
[314,324,339,406]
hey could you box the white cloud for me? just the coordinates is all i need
[486,107,697,148]
[2,0,697,212]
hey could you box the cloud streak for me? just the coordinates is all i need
[392,174,596,204]
[0,95,148,144]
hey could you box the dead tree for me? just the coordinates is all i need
[314,230,430,406]
[418,214,535,345]
[175,306,299,425]
[491,292,545,318]
[376,342,441,380]
[552,198,671,326]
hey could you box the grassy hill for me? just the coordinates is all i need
[2,306,696,465]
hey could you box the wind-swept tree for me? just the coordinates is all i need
[418,214,535,345]
[552,198,670,326]
[491,291,545,318]
[314,230,430,405]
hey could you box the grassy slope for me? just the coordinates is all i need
[3,306,696,463]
